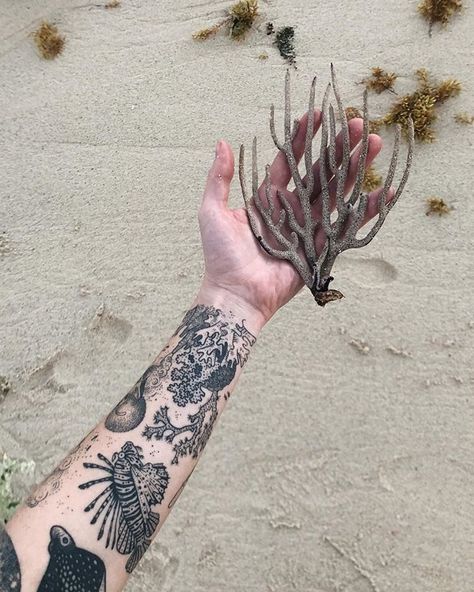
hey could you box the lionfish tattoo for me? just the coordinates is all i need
[79,441,169,573]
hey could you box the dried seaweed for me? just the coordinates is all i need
[193,0,258,41]
[362,165,383,192]
[418,0,463,34]
[380,69,461,142]
[274,26,296,67]
[454,112,474,124]
[363,67,397,94]
[33,22,65,60]
[426,197,451,215]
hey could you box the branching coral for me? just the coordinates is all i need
[377,69,461,142]
[418,0,463,34]
[363,67,397,94]
[193,0,258,41]
[239,67,414,306]
[33,22,65,60]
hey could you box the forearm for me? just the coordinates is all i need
[3,288,265,592]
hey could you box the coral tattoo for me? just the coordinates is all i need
[79,441,169,573]
[143,305,256,463]
[38,526,106,592]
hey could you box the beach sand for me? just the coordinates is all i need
[0,1,473,590]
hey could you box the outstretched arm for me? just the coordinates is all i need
[2,112,384,592]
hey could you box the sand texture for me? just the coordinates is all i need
[1,0,473,590]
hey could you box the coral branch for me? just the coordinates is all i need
[240,67,414,306]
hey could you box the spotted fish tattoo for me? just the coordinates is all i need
[143,306,256,463]
[38,525,106,592]
[79,441,169,573]
[0,526,21,591]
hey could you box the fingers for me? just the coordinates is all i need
[360,186,395,227]
[311,133,383,219]
[201,140,235,212]
[265,110,322,189]
[303,118,364,202]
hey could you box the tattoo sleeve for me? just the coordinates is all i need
[4,302,258,591]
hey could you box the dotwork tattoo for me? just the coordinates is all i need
[0,527,21,591]
[79,441,169,573]
[105,365,157,432]
[143,305,256,463]
[26,431,99,508]
[38,525,106,591]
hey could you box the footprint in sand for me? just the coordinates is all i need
[335,254,397,288]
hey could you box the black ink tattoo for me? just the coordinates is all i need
[105,366,157,432]
[38,525,106,592]
[26,431,99,508]
[143,393,220,464]
[0,526,21,591]
[79,441,169,573]
[143,305,256,463]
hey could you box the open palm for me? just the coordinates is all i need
[198,110,390,323]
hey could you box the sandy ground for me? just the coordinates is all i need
[1,1,473,590]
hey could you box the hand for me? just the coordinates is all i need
[197,111,390,326]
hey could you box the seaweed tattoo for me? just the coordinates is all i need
[143,305,256,463]
[0,526,21,591]
[38,526,106,592]
[79,441,169,573]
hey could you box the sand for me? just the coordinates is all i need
[0,1,473,590]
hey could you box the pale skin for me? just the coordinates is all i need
[2,111,389,591]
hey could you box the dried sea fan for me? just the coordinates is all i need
[239,66,414,306]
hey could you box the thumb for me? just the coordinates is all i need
[202,140,235,210]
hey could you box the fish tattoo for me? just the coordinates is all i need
[79,441,169,573]
[38,525,106,592]
[0,526,21,591]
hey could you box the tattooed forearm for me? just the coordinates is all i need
[38,525,106,591]
[9,304,258,588]
[79,441,169,573]
[142,305,256,462]
[0,527,21,591]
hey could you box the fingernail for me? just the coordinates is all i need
[215,140,222,158]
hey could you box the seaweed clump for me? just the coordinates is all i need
[377,69,461,142]
[33,22,65,60]
[418,0,463,34]
[193,0,258,41]
[362,165,383,192]
[105,0,121,7]
[363,67,397,94]
[274,26,296,67]
[426,197,452,215]
[454,112,473,124]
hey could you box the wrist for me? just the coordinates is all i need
[194,280,268,336]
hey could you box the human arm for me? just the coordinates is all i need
[1,111,385,592]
